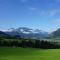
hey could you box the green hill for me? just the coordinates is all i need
[0,47,60,60]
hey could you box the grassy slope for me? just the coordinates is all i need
[0,47,60,60]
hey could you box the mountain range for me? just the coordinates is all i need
[0,27,49,39]
[0,27,60,39]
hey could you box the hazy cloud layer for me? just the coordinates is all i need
[40,9,60,17]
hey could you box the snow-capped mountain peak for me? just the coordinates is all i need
[1,27,49,39]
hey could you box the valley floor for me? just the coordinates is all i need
[0,47,60,60]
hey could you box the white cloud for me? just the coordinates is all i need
[48,0,60,2]
[21,0,28,3]
[29,7,37,10]
[20,0,60,3]
[54,0,60,2]
[20,0,40,3]
[40,9,60,17]
[53,19,60,24]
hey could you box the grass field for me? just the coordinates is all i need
[0,47,60,60]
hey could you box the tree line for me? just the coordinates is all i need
[0,37,60,49]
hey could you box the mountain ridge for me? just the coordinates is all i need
[1,27,60,39]
[1,27,49,39]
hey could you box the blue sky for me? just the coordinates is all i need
[0,0,60,32]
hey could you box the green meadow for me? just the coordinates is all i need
[0,47,60,60]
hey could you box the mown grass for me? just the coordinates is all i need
[0,47,60,60]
